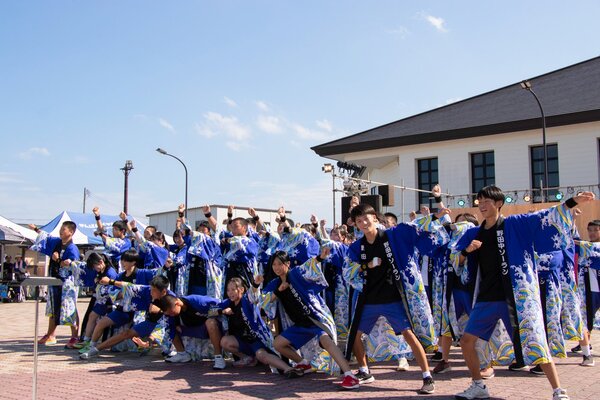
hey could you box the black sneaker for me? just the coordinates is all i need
[355,370,375,384]
[571,344,582,354]
[508,362,527,371]
[529,365,545,375]
[284,368,304,378]
[418,376,435,394]
[430,351,443,361]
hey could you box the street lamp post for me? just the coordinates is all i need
[520,80,549,202]
[156,148,188,218]
[120,160,134,214]
[322,163,336,226]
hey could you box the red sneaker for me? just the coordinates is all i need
[295,362,314,374]
[64,337,79,349]
[339,375,360,390]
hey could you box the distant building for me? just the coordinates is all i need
[313,56,600,220]
[147,205,292,234]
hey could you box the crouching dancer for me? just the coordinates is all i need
[80,275,170,359]
[157,293,225,369]
[218,278,304,377]
[257,248,359,389]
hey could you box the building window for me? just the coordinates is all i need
[417,157,438,210]
[471,151,495,195]
[531,144,559,202]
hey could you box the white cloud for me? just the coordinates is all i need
[291,123,332,142]
[224,97,238,108]
[195,111,252,152]
[316,119,333,133]
[158,118,176,134]
[387,26,410,38]
[194,122,217,138]
[255,101,270,112]
[256,115,283,134]
[422,13,448,32]
[18,147,50,160]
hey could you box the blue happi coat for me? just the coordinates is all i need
[276,228,320,267]
[187,231,224,299]
[576,240,600,331]
[451,203,576,366]
[218,292,275,353]
[30,231,81,326]
[221,235,259,288]
[344,215,450,357]
[102,236,132,266]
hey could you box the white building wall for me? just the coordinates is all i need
[344,121,600,220]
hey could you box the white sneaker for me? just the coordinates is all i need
[580,355,595,367]
[165,352,191,363]
[213,355,226,370]
[455,381,490,399]
[397,357,410,371]
[552,388,569,400]
[79,346,99,360]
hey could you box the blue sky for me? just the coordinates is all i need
[1,1,599,226]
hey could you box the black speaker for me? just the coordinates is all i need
[341,195,383,225]
[378,185,395,207]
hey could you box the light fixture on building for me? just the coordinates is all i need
[505,195,514,204]
[473,199,479,206]
[523,192,531,202]
[457,199,466,207]
[555,191,564,201]
[322,163,333,173]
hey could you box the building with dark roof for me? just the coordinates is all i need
[312,56,600,219]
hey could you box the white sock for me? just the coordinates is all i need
[358,366,369,374]
[553,388,564,395]
[582,345,591,356]
[344,370,354,377]
[422,371,432,379]
[90,341,97,347]
[474,379,484,387]
[300,358,309,365]
[83,336,91,342]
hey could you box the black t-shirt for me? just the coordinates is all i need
[475,220,506,302]
[274,281,314,328]
[178,298,207,327]
[147,298,164,323]
[189,256,207,287]
[228,301,258,342]
[49,242,68,278]
[362,230,403,305]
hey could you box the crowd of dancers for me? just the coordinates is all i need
[26,184,599,399]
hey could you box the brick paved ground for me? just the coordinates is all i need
[1,299,598,400]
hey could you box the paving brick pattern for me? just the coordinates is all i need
[1,300,598,400]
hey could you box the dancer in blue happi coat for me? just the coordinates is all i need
[73,252,118,350]
[158,293,225,369]
[221,216,259,290]
[257,248,360,390]
[275,206,320,267]
[78,249,158,356]
[218,277,304,377]
[80,275,171,359]
[29,221,81,347]
[572,219,600,368]
[452,186,594,400]
[92,206,131,266]
[344,202,450,395]
[127,219,169,270]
